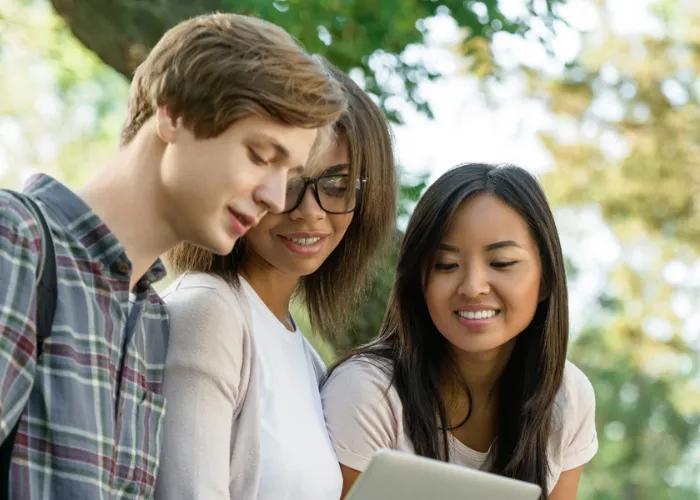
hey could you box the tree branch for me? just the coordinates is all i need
[49,0,227,80]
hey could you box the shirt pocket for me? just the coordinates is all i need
[132,390,166,498]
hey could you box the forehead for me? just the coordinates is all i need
[237,115,318,166]
[443,194,535,248]
[305,136,349,176]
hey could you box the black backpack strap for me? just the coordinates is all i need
[0,191,57,498]
[14,195,57,352]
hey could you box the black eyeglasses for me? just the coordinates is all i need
[281,174,366,214]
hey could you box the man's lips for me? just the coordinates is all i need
[228,208,257,235]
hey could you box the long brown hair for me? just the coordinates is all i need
[333,163,568,497]
[167,60,397,341]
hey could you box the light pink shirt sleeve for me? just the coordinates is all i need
[560,361,598,471]
[321,358,401,472]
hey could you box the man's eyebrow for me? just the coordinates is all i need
[290,165,305,176]
[248,132,307,174]
[247,133,290,160]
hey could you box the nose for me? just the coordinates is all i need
[456,264,490,299]
[289,184,325,221]
[253,169,287,214]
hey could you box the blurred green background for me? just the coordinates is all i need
[1,0,699,497]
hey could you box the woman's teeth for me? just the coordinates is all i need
[288,237,321,246]
[458,310,497,320]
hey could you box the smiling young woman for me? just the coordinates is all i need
[156,60,397,500]
[322,163,598,500]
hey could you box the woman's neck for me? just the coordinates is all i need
[444,339,516,423]
[440,340,516,452]
[240,257,299,331]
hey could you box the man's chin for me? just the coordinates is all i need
[190,232,237,257]
[212,237,238,256]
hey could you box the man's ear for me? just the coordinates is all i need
[155,105,180,143]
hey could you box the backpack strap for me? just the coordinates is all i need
[0,191,57,497]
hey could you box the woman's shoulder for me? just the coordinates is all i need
[163,273,249,314]
[322,353,405,469]
[162,272,253,345]
[324,354,396,400]
[555,360,596,416]
[549,360,598,472]
[163,271,242,297]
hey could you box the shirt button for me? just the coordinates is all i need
[117,262,130,274]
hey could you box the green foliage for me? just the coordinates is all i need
[330,171,428,352]
[573,322,700,499]
[302,171,428,356]
[535,1,700,497]
[222,0,566,123]
[0,0,128,188]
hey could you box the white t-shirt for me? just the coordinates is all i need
[156,273,342,500]
[321,357,598,493]
[240,278,342,500]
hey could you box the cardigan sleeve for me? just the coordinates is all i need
[155,281,251,500]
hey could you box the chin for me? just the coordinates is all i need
[300,259,327,277]
[211,238,237,256]
[190,231,236,256]
[278,262,322,278]
[451,336,505,355]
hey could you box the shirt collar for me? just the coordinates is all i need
[25,174,167,284]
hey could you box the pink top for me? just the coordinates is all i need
[321,357,598,493]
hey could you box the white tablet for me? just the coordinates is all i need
[345,450,542,500]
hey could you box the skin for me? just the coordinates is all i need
[78,106,317,289]
[339,194,582,499]
[425,194,543,361]
[549,466,583,500]
[240,137,354,328]
[425,193,543,453]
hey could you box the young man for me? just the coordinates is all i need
[0,13,346,498]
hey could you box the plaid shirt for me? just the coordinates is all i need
[0,175,169,498]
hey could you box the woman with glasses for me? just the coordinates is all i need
[154,60,397,500]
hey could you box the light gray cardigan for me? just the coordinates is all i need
[155,273,262,499]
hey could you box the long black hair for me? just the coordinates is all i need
[334,163,568,497]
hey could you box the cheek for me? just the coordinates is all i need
[242,226,278,264]
[160,147,212,204]
[330,214,354,240]
[424,277,455,322]
[247,216,282,242]
[226,161,259,189]
[502,270,541,323]
[209,144,259,190]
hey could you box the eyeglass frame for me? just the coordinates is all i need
[280,173,367,214]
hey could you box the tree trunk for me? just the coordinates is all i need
[49,0,228,79]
